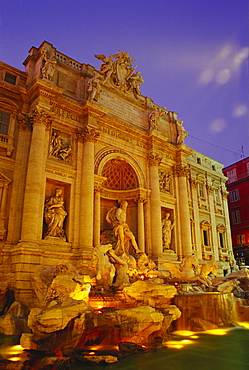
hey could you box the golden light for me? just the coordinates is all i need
[8,357,20,362]
[173,330,195,337]
[190,335,199,339]
[204,329,228,336]
[167,342,184,349]
[181,339,193,344]
[88,352,95,355]
[238,322,249,329]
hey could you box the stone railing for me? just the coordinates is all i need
[0,134,8,143]
[55,52,82,71]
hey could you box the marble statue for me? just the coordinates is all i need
[106,200,140,256]
[49,131,72,162]
[87,71,102,101]
[199,259,218,280]
[91,244,115,286]
[164,254,212,286]
[44,188,67,240]
[94,51,144,97]
[176,119,188,144]
[162,213,175,250]
[148,105,166,130]
[159,171,171,193]
[108,250,131,288]
[41,48,56,81]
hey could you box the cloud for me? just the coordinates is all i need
[233,104,248,118]
[210,118,226,133]
[215,69,231,84]
[198,44,248,86]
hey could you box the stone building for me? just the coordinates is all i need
[0,41,235,305]
[223,157,249,266]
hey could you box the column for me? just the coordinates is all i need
[207,183,219,260]
[93,175,106,247]
[77,126,100,249]
[148,153,163,257]
[7,114,32,243]
[190,178,202,259]
[175,164,192,257]
[135,196,147,252]
[21,107,51,243]
[94,188,101,247]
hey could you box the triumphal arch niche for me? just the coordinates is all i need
[0,41,235,303]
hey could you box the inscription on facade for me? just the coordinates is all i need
[45,168,75,179]
[99,92,144,124]
[50,104,80,122]
[99,125,147,149]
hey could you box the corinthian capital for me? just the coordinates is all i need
[148,152,162,166]
[174,164,190,177]
[76,126,100,143]
[18,113,32,132]
[29,106,52,130]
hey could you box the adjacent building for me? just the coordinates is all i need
[223,157,249,266]
[0,41,235,305]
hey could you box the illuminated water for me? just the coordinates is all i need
[1,326,248,369]
[73,326,249,370]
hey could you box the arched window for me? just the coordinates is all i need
[102,158,138,190]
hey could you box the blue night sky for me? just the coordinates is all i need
[0,0,248,167]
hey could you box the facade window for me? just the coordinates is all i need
[237,234,245,244]
[226,168,237,184]
[197,157,202,164]
[203,230,209,246]
[230,189,240,202]
[212,165,216,171]
[0,111,10,135]
[4,73,16,85]
[198,182,205,198]
[219,232,224,248]
[214,188,221,203]
[232,210,241,225]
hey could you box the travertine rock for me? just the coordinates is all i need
[0,301,30,336]
[122,279,177,306]
[28,300,93,334]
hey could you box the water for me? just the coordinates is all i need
[1,326,248,369]
[72,326,249,370]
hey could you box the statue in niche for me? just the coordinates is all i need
[176,119,188,144]
[87,71,103,101]
[162,213,175,251]
[49,131,72,162]
[41,48,57,81]
[106,200,141,256]
[148,105,167,130]
[44,188,67,241]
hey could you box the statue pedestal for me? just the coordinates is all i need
[163,249,178,261]
[151,251,179,273]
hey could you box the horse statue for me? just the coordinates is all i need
[163,254,212,287]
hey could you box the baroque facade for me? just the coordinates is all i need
[0,41,235,305]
